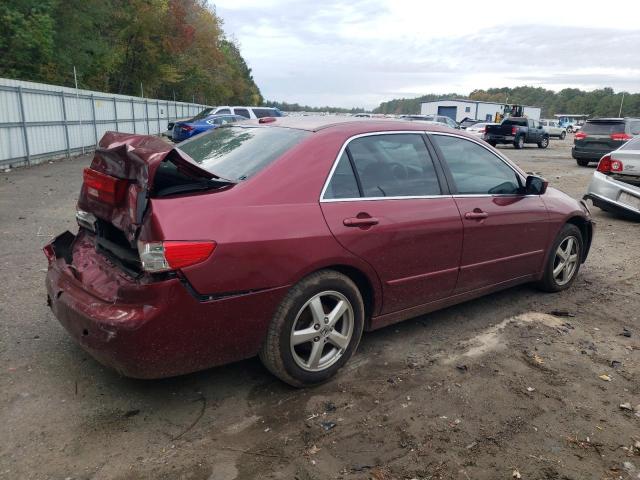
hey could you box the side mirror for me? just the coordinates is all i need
[525,175,548,195]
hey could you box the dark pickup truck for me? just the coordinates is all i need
[484,117,549,149]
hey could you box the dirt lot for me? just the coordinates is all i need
[1,135,639,480]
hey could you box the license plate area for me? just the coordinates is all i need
[618,191,640,211]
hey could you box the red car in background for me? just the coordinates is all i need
[44,117,593,387]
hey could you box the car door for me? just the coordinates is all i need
[320,132,463,314]
[429,133,550,293]
[527,119,537,142]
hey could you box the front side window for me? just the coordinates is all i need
[431,135,521,195]
[216,108,231,115]
[343,134,441,197]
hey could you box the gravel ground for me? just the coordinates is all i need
[1,135,639,480]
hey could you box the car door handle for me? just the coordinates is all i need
[343,217,379,227]
[464,210,489,220]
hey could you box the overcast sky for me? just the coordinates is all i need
[213,0,640,109]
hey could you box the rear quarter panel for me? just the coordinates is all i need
[139,128,385,312]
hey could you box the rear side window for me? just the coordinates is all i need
[234,108,250,118]
[432,135,521,195]
[324,152,360,199]
[178,126,310,181]
[582,122,625,135]
[620,136,640,151]
[345,134,441,197]
[216,108,231,114]
[629,121,640,136]
[253,108,277,118]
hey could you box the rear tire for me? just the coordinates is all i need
[576,159,589,167]
[513,135,525,149]
[488,141,497,147]
[537,136,549,148]
[259,270,365,387]
[536,224,583,293]
[560,131,566,140]
[567,126,574,133]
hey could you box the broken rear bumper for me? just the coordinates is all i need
[45,231,288,379]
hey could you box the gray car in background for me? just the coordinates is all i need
[584,136,640,220]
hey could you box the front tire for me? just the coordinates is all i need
[537,136,549,148]
[576,159,589,167]
[259,270,365,387]
[536,224,583,292]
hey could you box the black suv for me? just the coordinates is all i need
[573,118,640,166]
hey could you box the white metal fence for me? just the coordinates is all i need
[0,78,210,168]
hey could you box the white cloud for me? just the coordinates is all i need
[212,0,640,108]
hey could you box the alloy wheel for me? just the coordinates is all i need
[553,236,579,286]
[289,291,354,372]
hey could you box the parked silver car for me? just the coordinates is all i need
[584,136,640,220]
[540,120,567,139]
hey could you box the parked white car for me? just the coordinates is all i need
[540,120,567,139]
[584,136,640,220]
[465,122,498,138]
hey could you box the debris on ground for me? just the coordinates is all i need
[456,364,468,372]
[320,421,336,431]
[598,374,612,382]
[549,310,575,317]
[512,468,522,478]
[620,403,633,411]
[621,327,632,338]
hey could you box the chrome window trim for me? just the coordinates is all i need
[319,130,442,203]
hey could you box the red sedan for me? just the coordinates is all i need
[44,117,593,387]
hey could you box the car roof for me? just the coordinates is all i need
[587,118,636,122]
[235,115,460,134]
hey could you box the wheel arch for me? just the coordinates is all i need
[566,215,593,262]
[303,264,379,330]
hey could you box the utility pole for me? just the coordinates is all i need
[619,92,625,117]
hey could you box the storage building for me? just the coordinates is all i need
[420,99,541,123]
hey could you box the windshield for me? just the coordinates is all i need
[620,136,640,150]
[189,108,215,122]
[177,126,311,181]
[582,122,625,135]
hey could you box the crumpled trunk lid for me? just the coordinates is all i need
[77,132,213,243]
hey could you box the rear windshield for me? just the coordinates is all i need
[582,122,625,135]
[620,136,640,151]
[177,126,310,181]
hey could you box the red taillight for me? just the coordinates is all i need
[511,126,518,135]
[43,244,55,262]
[83,168,127,205]
[181,124,194,131]
[138,240,216,272]
[610,132,632,141]
[574,132,587,140]
[259,117,276,124]
[597,154,613,173]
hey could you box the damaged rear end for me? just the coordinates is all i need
[43,132,246,378]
